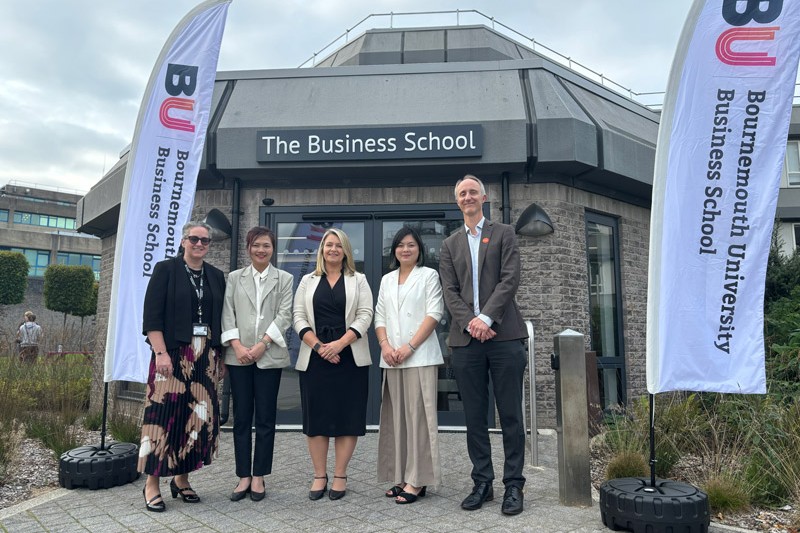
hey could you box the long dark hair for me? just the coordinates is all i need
[389,226,425,269]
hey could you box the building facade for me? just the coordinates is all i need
[77,24,797,429]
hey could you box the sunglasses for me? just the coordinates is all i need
[185,236,211,245]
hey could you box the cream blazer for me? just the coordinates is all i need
[374,265,444,369]
[293,271,374,371]
[221,264,294,369]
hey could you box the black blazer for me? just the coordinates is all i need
[142,256,226,350]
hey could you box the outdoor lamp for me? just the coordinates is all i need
[515,202,554,237]
[203,208,232,240]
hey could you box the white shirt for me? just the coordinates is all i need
[465,217,493,328]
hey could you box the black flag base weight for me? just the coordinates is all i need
[58,381,140,490]
[599,477,710,533]
[59,442,139,490]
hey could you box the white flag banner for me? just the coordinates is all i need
[647,0,800,394]
[104,0,231,383]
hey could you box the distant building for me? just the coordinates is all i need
[0,181,102,353]
[0,181,101,278]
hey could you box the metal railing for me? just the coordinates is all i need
[524,320,538,467]
[298,10,800,110]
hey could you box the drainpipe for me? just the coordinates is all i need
[502,171,511,224]
[230,177,240,271]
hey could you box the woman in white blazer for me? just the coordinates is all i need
[221,227,294,502]
[375,226,444,504]
[293,228,373,501]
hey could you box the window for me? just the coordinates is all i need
[585,212,626,409]
[0,209,8,223]
[786,141,800,187]
[56,252,101,280]
[793,224,800,251]
[0,247,50,277]
[12,210,75,229]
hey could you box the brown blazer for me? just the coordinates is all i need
[439,219,528,347]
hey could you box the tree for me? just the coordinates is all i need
[43,265,95,348]
[73,281,98,351]
[0,251,28,305]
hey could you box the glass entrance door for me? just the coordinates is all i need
[265,205,467,427]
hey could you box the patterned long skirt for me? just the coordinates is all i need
[137,336,220,476]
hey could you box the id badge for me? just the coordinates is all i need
[193,323,209,337]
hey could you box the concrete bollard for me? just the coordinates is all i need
[552,329,592,507]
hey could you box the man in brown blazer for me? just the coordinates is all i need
[439,175,528,516]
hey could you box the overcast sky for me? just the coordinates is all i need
[0,0,694,194]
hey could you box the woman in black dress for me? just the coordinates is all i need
[139,222,226,512]
[293,228,373,501]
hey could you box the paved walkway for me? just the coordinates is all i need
[0,430,743,532]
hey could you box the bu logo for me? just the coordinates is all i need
[715,26,779,66]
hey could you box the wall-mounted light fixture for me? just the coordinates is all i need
[515,203,554,237]
[204,208,232,240]
[262,198,275,206]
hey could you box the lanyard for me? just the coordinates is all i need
[184,263,205,323]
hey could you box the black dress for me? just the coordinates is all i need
[299,274,368,437]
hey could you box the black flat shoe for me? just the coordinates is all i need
[396,486,427,504]
[230,485,250,502]
[250,489,265,502]
[329,475,347,500]
[143,487,165,512]
[170,478,200,503]
[385,485,403,497]
[308,474,328,501]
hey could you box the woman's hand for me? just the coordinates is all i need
[155,353,172,376]
[318,341,342,364]
[394,343,414,365]
[381,342,396,366]
[233,342,252,364]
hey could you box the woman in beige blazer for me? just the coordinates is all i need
[293,228,373,501]
[375,227,444,504]
[221,226,294,502]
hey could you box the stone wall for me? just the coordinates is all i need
[89,181,651,429]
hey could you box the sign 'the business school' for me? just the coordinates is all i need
[256,125,483,162]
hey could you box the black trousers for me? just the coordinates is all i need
[451,338,527,489]
[228,364,282,478]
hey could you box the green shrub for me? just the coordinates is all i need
[82,410,103,432]
[24,412,79,458]
[0,251,29,305]
[109,410,142,444]
[704,474,750,513]
[606,451,648,480]
[0,420,21,482]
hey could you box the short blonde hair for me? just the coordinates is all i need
[454,174,486,198]
[314,228,357,276]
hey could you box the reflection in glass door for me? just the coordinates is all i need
[265,205,469,427]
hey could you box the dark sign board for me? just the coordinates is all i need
[256,125,483,162]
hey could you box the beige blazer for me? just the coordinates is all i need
[221,264,294,369]
[374,265,444,369]
[293,271,374,371]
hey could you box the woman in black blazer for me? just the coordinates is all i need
[139,222,226,513]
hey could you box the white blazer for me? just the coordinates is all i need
[293,271,374,371]
[220,264,294,369]
[374,265,444,369]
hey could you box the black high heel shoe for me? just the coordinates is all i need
[329,475,347,500]
[170,478,201,503]
[308,474,328,501]
[143,486,165,512]
[396,485,427,504]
